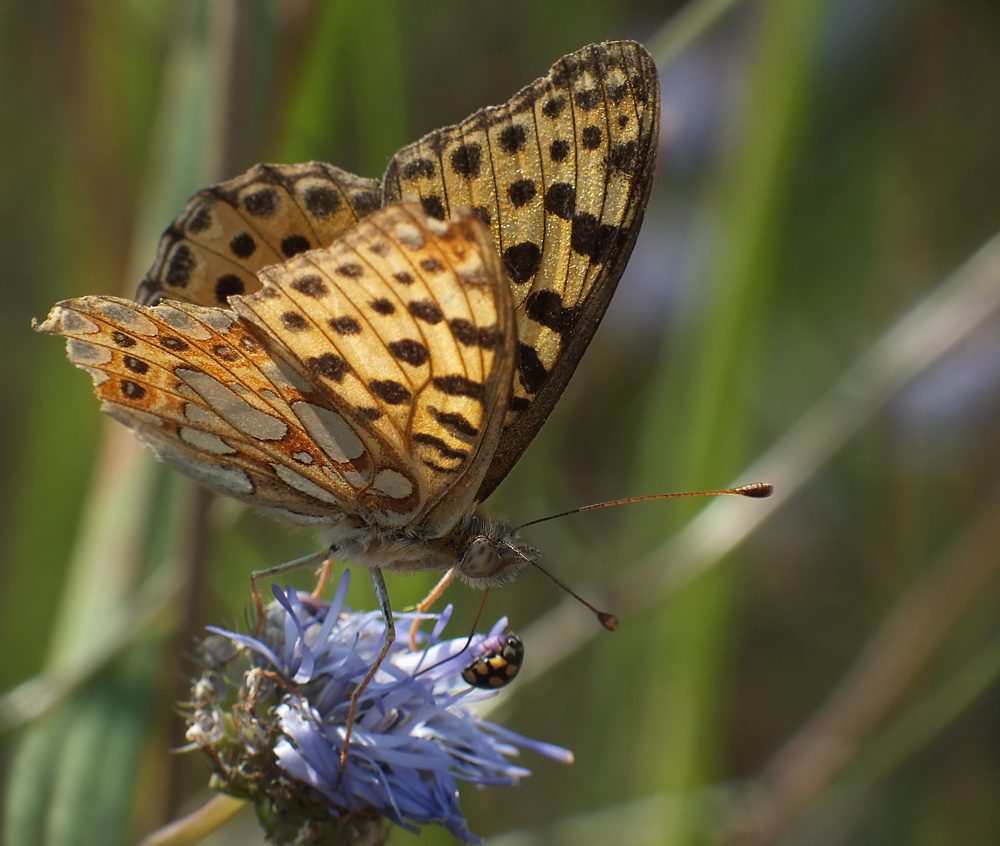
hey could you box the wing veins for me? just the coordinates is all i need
[58,305,303,425]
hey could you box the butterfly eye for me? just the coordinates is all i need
[459,536,501,579]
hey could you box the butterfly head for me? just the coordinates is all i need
[453,514,538,589]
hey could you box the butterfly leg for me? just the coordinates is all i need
[407,567,458,651]
[249,550,330,631]
[311,551,336,599]
[337,566,395,784]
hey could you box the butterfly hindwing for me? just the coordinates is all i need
[137,162,382,308]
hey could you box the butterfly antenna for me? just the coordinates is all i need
[514,482,774,532]
[507,483,773,631]
[502,543,620,632]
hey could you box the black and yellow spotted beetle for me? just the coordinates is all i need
[462,634,525,689]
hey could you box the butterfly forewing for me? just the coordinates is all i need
[137,163,382,307]
[39,203,517,535]
[231,203,517,534]
[36,296,380,521]
[383,40,660,499]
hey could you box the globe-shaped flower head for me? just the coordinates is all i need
[185,570,572,845]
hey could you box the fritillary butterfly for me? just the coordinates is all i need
[133,40,660,500]
[37,39,659,759]
[36,42,660,716]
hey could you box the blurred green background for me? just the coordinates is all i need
[3,0,1000,844]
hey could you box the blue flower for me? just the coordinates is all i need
[184,570,572,844]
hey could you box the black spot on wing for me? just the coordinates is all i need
[525,290,578,336]
[281,235,311,257]
[120,380,146,400]
[161,336,190,352]
[570,213,619,263]
[581,126,602,149]
[450,143,482,178]
[421,195,446,220]
[370,380,411,404]
[165,244,195,288]
[123,356,148,375]
[630,74,649,105]
[510,90,537,115]
[433,375,484,401]
[476,326,502,349]
[549,139,570,163]
[388,339,429,367]
[448,318,500,349]
[429,407,478,439]
[413,433,468,462]
[215,275,244,302]
[403,158,436,179]
[290,275,327,298]
[448,318,478,347]
[308,353,350,382]
[544,183,575,219]
[502,242,542,284]
[281,312,309,331]
[498,124,527,154]
[517,342,548,394]
[508,179,537,208]
[472,206,491,227]
[329,315,361,335]
[351,190,381,215]
[408,300,444,325]
[575,88,600,110]
[336,262,364,278]
[229,232,256,258]
[610,141,638,174]
[542,95,566,117]
[303,185,341,218]
[187,206,212,234]
[243,188,278,217]
[422,459,457,474]
[419,257,445,274]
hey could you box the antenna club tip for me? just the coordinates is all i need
[598,612,619,631]
[739,482,773,498]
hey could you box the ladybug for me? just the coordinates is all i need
[462,634,524,689]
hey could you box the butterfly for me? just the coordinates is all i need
[132,39,660,501]
[36,40,660,747]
